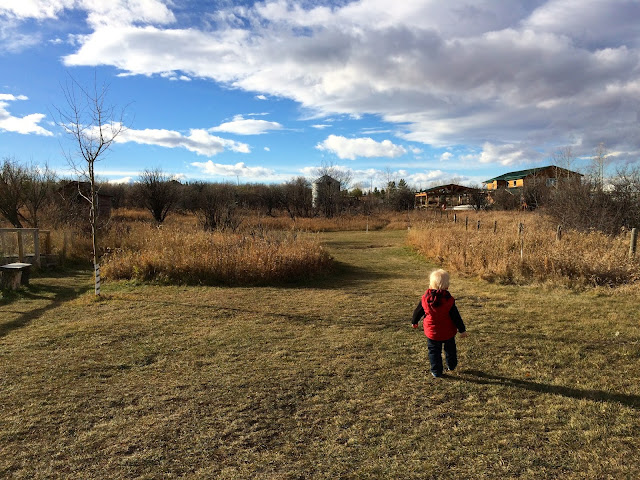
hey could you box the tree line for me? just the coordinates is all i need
[0,158,418,231]
[2,156,638,235]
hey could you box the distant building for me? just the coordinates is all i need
[414,184,481,209]
[312,175,341,209]
[57,181,113,220]
[483,166,582,191]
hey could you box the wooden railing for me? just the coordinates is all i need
[0,228,54,267]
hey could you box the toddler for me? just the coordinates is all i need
[412,269,467,378]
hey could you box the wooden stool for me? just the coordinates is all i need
[0,263,32,290]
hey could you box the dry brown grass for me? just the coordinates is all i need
[101,223,332,285]
[109,208,403,233]
[238,213,392,232]
[408,210,640,287]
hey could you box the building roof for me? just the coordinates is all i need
[483,165,581,183]
[313,174,340,185]
[417,183,479,195]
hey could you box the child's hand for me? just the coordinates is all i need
[459,331,468,338]
[411,324,419,329]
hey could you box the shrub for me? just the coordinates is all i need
[101,224,332,285]
[407,211,639,287]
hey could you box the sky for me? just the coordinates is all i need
[1,0,640,190]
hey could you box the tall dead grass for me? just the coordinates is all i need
[408,211,640,287]
[240,213,395,232]
[101,223,332,285]
[110,208,412,232]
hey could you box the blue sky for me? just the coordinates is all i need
[1,0,640,190]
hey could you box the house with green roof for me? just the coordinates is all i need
[483,165,581,191]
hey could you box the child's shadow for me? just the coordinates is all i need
[452,369,640,410]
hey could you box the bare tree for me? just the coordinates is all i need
[315,161,353,190]
[589,143,608,191]
[282,177,312,219]
[23,162,56,228]
[552,146,578,179]
[135,168,180,224]
[0,157,28,228]
[54,74,126,295]
[186,182,239,231]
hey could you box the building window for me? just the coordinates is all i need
[546,178,557,187]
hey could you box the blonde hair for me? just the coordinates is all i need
[429,269,450,290]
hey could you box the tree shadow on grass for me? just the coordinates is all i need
[452,369,640,410]
[0,269,92,338]
[293,260,397,290]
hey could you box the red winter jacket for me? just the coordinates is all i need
[421,289,458,341]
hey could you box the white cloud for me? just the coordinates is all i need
[264,146,270,151]
[7,1,640,166]
[316,135,407,160]
[255,94,267,100]
[209,115,283,135]
[190,161,273,178]
[479,142,544,166]
[311,124,331,129]
[115,126,250,156]
[108,176,134,184]
[0,0,175,26]
[0,17,41,51]
[409,170,450,185]
[0,93,53,136]
[440,152,453,161]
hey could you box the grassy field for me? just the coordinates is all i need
[1,230,639,479]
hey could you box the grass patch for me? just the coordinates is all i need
[1,230,639,478]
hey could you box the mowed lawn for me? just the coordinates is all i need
[1,230,639,479]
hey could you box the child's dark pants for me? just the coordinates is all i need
[427,336,457,376]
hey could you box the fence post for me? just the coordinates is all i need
[17,231,24,262]
[477,220,481,230]
[556,225,562,242]
[62,230,69,262]
[519,222,524,261]
[630,228,638,259]
[94,263,101,296]
[33,229,41,268]
[465,216,469,231]
[44,231,51,255]
[454,214,457,224]
[493,220,497,233]
[0,231,5,263]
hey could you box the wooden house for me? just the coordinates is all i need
[415,184,480,209]
[483,166,581,191]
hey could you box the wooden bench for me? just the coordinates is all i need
[0,263,32,290]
